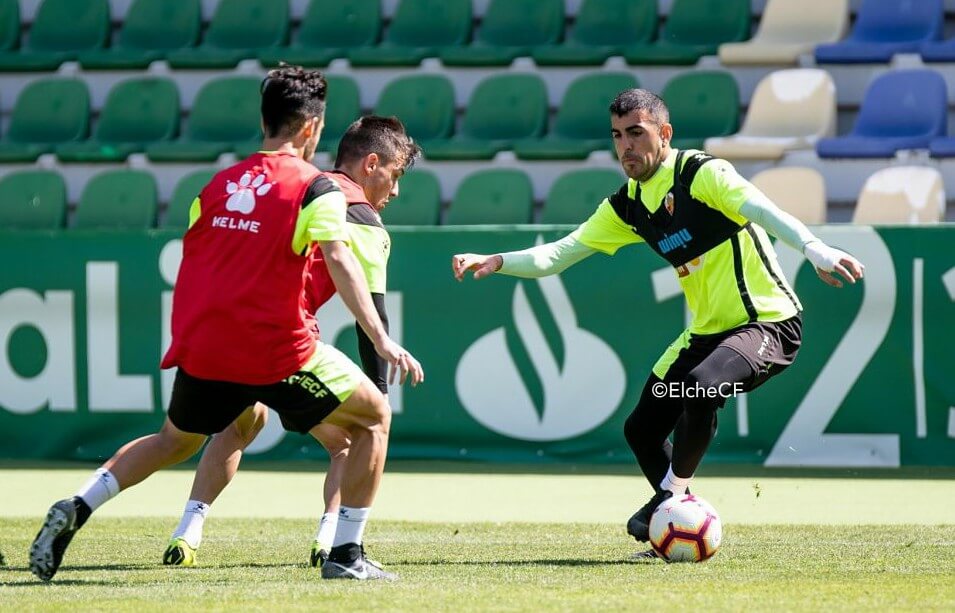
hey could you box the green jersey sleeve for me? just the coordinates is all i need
[292,176,348,254]
[576,198,644,255]
[688,158,767,227]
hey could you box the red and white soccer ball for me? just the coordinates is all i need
[648,493,722,562]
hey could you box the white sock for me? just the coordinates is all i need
[172,500,210,548]
[314,512,339,550]
[332,506,370,548]
[660,466,692,496]
[75,468,120,511]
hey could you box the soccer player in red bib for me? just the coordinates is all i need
[452,89,863,557]
[29,67,422,582]
[161,116,417,572]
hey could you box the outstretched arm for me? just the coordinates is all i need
[453,230,598,281]
[739,198,865,288]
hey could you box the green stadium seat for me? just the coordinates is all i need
[348,0,471,67]
[623,0,750,65]
[79,0,201,70]
[318,76,362,156]
[146,77,261,163]
[380,169,441,225]
[445,169,533,225]
[56,78,180,162]
[424,74,547,160]
[514,72,639,160]
[374,75,456,144]
[259,0,380,67]
[74,170,158,230]
[661,71,740,151]
[441,0,563,66]
[167,0,289,69]
[164,169,217,229]
[0,170,67,229]
[0,0,109,71]
[532,0,657,66]
[0,79,89,163]
[0,0,19,53]
[539,169,624,224]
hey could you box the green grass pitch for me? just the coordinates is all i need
[1,464,953,611]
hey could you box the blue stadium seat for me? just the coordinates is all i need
[814,0,943,64]
[929,137,955,158]
[920,37,955,63]
[816,70,947,159]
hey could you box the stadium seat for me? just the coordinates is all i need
[705,69,834,160]
[929,136,955,158]
[424,74,547,160]
[513,72,639,160]
[79,0,201,69]
[920,36,955,63]
[163,169,217,229]
[318,76,362,156]
[259,0,380,67]
[750,167,827,225]
[0,0,19,53]
[0,0,109,71]
[56,78,180,162]
[380,169,442,225]
[852,167,945,224]
[814,0,943,64]
[146,77,261,163]
[816,70,946,159]
[374,75,456,144]
[661,71,739,152]
[532,0,656,66]
[348,0,471,67]
[166,0,289,69]
[440,0,563,66]
[539,169,624,224]
[74,170,158,230]
[0,79,90,163]
[445,169,533,225]
[623,0,750,65]
[0,170,67,229]
[718,0,848,65]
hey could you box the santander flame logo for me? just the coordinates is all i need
[456,269,626,441]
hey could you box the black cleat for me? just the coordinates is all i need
[29,499,80,581]
[630,549,660,561]
[626,490,673,542]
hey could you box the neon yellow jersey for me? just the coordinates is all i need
[577,149,801,337]
[345,204,390,294]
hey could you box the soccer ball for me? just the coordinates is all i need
[648,493,722,562]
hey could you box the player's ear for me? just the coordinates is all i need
[660,122,673,146]
[364,152,380,175]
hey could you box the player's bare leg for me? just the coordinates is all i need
[316,379,394,580]
[164,404,268,566]
[30,419,206,581]
[309,422,350,567]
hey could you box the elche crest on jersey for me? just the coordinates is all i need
[664,191,675,216]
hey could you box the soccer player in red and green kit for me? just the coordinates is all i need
[30,67,422,582]
[453,89,863,557]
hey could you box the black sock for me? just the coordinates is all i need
[328,542,361,564]
[72,496,92,529]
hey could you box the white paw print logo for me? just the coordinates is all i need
[225,172,273,215]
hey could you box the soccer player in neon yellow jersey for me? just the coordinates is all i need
[452,89,864,556]
[162,116,417,572]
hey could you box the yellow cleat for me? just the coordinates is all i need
[162,537,197,567]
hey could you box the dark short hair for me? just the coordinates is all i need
[260,64,328,138]
[609,88,669,125]
[335,115,422,171]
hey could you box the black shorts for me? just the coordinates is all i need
[661,314,803,393]
[167,367,344,436]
